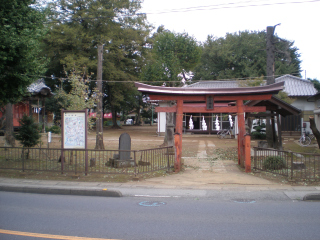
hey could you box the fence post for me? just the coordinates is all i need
[75,150,77,176]
[85,149,88,176]
[22,148,25,172]
[134,151,137,177]
[291,151,293,180]
[61,149,64,174]
[244,134,251,173]
[167,147,170,172]
[254,147,257,170]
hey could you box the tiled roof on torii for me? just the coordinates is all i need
[135,81,284,96]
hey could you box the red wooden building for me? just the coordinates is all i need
[0,79,53,130]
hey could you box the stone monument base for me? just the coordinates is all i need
[106,158,135,168]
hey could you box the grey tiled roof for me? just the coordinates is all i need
[275,74,317,97]
[185,81,239,88]
[185,75,317,97]
[27,79,52,95]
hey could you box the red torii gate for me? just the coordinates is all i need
[135,82,284,173]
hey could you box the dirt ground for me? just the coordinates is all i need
[0,125,319,186]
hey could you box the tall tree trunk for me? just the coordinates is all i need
[95,44,104,149]
[5,103,15,147]
[112,107,118,128]
[0,106,6,130]
[134,108,141,126]
[309,116,320,148]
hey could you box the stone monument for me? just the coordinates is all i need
[106,133,135,168]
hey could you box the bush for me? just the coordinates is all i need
[15,114,41,148]
[251,131,266,140]
[104,121,113,126]
[45,125,61,134]
[263,156,286,170]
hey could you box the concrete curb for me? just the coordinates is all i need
[303,193,320,201]
[0,186,122,197]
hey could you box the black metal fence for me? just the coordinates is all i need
[0,146,175,177]
[253,147,320,181]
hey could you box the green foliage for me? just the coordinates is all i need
[0,0,47,104]
[251,131,266,140]
[262,156,286,170]
[56,72,98,111]
[141,108,157,119]
[253,125,264,132]
[251,120,266,140]
[274,91,296,104]
[104,121,112,126]
[310,78,320,92]
[15,114,41,147]
[237,77,264,87]
[55,71,98,130]
[141,29,201,86]
[193,30,301,81]
[45,125,61,134]
[103,120,120,126]
[43,0,152,127]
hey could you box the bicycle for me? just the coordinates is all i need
[299,131,315,146]
[217,128,232,139]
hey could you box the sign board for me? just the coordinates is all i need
[206,95,214,110]
[62,110,87,149]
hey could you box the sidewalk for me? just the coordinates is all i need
[1,157,320,201]
[1,126,320,200]
[1,176,320,201]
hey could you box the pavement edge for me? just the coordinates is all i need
[0,185,123,197]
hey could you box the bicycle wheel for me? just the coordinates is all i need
[227,131,232,138]
[300,136,311,146]
[218,133,224,139]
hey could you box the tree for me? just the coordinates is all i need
[1,0,47,147]
[140,28,201,146]
[310,116,320,149]
[43,0,152,128]
[193,30,301,81]
[0,0,47,105]
[310,78,320,92]
[55,72,97,114]
[15,114,41,159]
[15,114,41,148]
[141,28,201,86]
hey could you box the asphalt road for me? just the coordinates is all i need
[1,192,320,240]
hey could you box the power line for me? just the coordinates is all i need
[23,72,302,83]
[39,0,320,23]
[142,0,320,14]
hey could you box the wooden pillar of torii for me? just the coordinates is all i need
[135,82,284,173]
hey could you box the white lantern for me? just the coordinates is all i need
[189,115,194,130]
[215,115,220,131]
[229,115,233,128]
[202,116,207,131]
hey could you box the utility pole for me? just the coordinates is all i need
[266,26,275,85]
[266,24,280,149]
[95,44,104,149]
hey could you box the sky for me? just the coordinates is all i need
[140,0,320,80]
